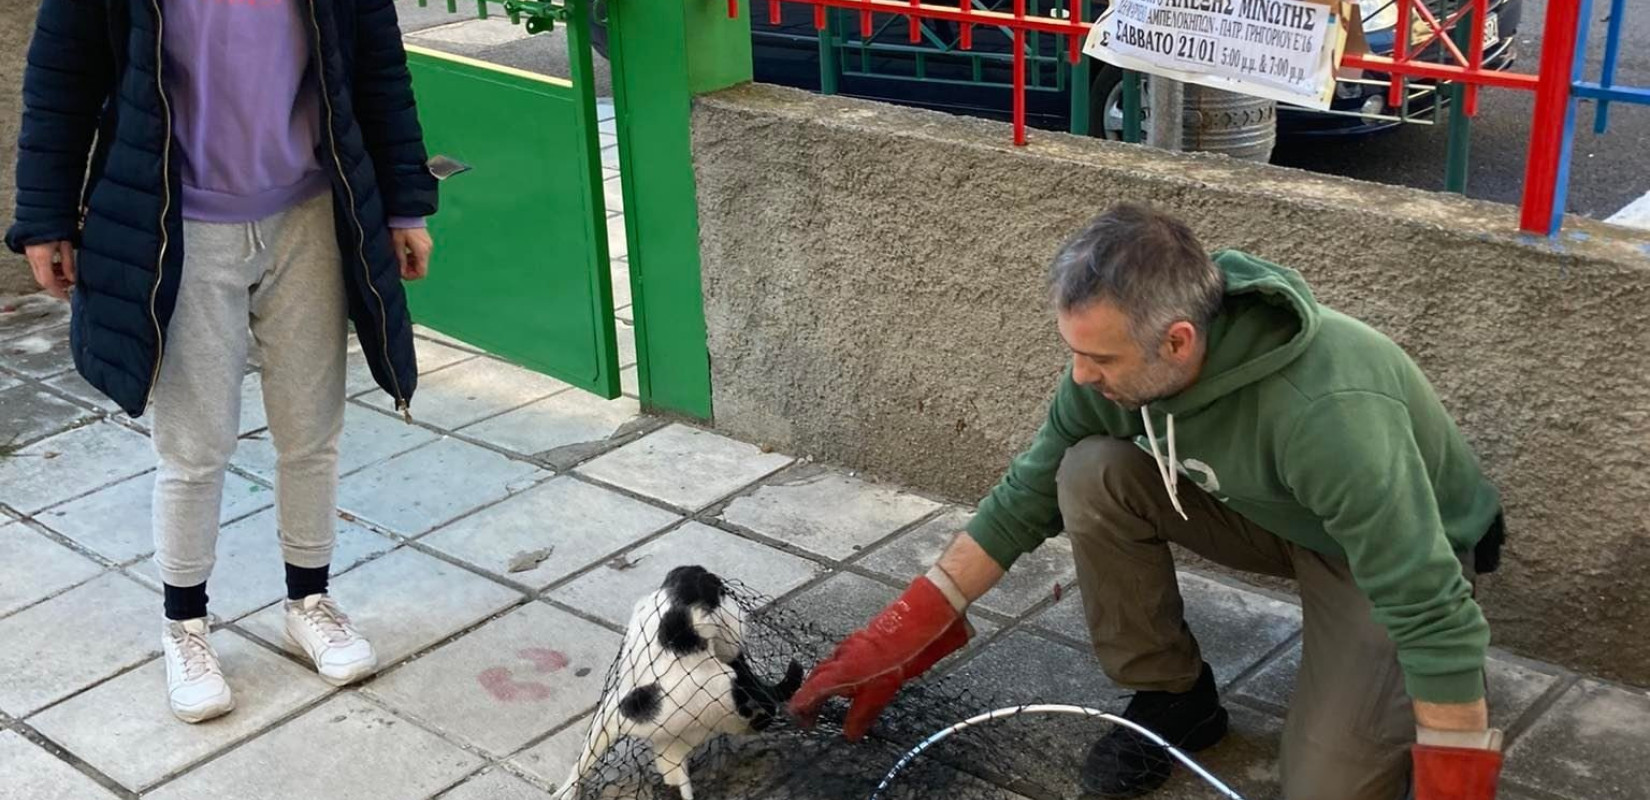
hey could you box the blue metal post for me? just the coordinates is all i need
[1594,0,1626,132]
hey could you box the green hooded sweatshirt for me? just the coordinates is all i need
[966,249,1502,704]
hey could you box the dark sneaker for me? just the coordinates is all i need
[1080,662,1229,798]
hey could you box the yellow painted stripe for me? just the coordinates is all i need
[403,43,574,88]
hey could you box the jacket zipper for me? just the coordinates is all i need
[142,0,172,413]
[306,0,411,421]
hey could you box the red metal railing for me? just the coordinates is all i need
[731,0,1094,145]
[728,0,1594,235]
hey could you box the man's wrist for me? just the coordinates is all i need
[1417,726,1504,751]
[925,564,970,613]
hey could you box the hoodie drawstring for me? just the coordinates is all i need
[1140,407,1189,521]
[243,219,267,262]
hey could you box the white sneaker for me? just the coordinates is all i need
[283,594,377,686]
[162,618,235,723]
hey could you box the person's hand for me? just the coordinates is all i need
[1411,728,1504,800]
[391,228,433,281]
[25,241,76,300]
[787,573,970,740]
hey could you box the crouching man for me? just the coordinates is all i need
[788,203,1508,800]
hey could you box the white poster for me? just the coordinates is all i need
[1082,0,1348,109]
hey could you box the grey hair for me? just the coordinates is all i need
[1048,203,1225,349]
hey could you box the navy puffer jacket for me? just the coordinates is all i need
[6,0,437,418]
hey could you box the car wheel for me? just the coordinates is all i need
[1087,63,1149,141]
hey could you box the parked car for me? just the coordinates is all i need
[589,0,1522,142]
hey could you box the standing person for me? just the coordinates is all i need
[787,203,1509,800]
[7,0,438,722]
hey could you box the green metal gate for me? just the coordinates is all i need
[403,27,622,399]
[402,0,750,418]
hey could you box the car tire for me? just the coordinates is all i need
[590,0,610,59]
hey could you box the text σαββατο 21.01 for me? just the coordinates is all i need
[1112,21,1219,65]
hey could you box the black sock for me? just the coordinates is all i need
[285,563,330,601]
[163,582,209,621]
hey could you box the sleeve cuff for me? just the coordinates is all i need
[1404,667,1487,705]
[964,508,1029,572]
[388,216,427,229]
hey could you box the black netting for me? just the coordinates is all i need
[551,565,1251,800]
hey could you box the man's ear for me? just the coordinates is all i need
[1163,320,1199,362]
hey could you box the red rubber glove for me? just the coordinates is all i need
[1412,743,1504,800]
[787,575,970,740]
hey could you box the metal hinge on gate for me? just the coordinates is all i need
[498,0,570,34]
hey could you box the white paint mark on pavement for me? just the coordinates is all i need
[1606,190,1650,231]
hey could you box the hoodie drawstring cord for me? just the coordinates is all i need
[1140,407,1189,521]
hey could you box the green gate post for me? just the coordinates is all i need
[1443,5,1474,193]
[605,0,752,420]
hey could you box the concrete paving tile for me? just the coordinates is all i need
[238,546,523,670]
[421,476,680,590]
[350,336,474,398]
[616,305,632,323]
[606,213,627,259]
[753,732,1037,800]
[764,571,1000,686]
[337,437,547,537]
[367,603,622,756]
[414,325,484,354]
[616,318,635,367]
[1504,679,1650,800]
[143,693,482,800]
[0,293,70,342]
[0,385,97,446]
[407,17,530,51]
[0,421,155,515]
[917,631,1281,800]
[548,521,822,627]
[0,572,158,716]
[603,174,624,216]
[1233,645,1560,732]
[0,371,17,391]
[575,424,793,511]
[36,469,271,564]
[29,629,334,792]
[0,520,103,617]
[0,323,74,377]
[129,509,395,621]
[437,768,553,800]
[609,263,630,309]
[600,144,620,172]
[417,335,481,373]
[233,402,441,480]
[620,365,638,397]
[718,468,941,561]
[0,729,123,800]
[511,717,589,786]
[363,356,571,430]
[1032,571,1301,688]
[858,508,1076,618]
[45,369,122,413]
[459,389,644,465]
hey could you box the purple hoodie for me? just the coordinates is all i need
[161,0,423,228]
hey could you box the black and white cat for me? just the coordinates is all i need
[554,565,804,800]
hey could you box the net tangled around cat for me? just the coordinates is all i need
[550,564,1250,800]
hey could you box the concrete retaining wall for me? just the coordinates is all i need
[690,82,1650,687]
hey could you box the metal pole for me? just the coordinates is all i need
[1122,70,1143,143]
[1146,74,1183,150]
[1517,0,1585,234]
[1443,4,1474,193]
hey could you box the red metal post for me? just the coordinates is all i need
[1012,0,1026,145]
[1390,0,1412,107]
[1519,0,1584,234]
[960,0,973,49]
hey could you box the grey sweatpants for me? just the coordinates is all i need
[1058,436,1479,800]
[151,191,346,589]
